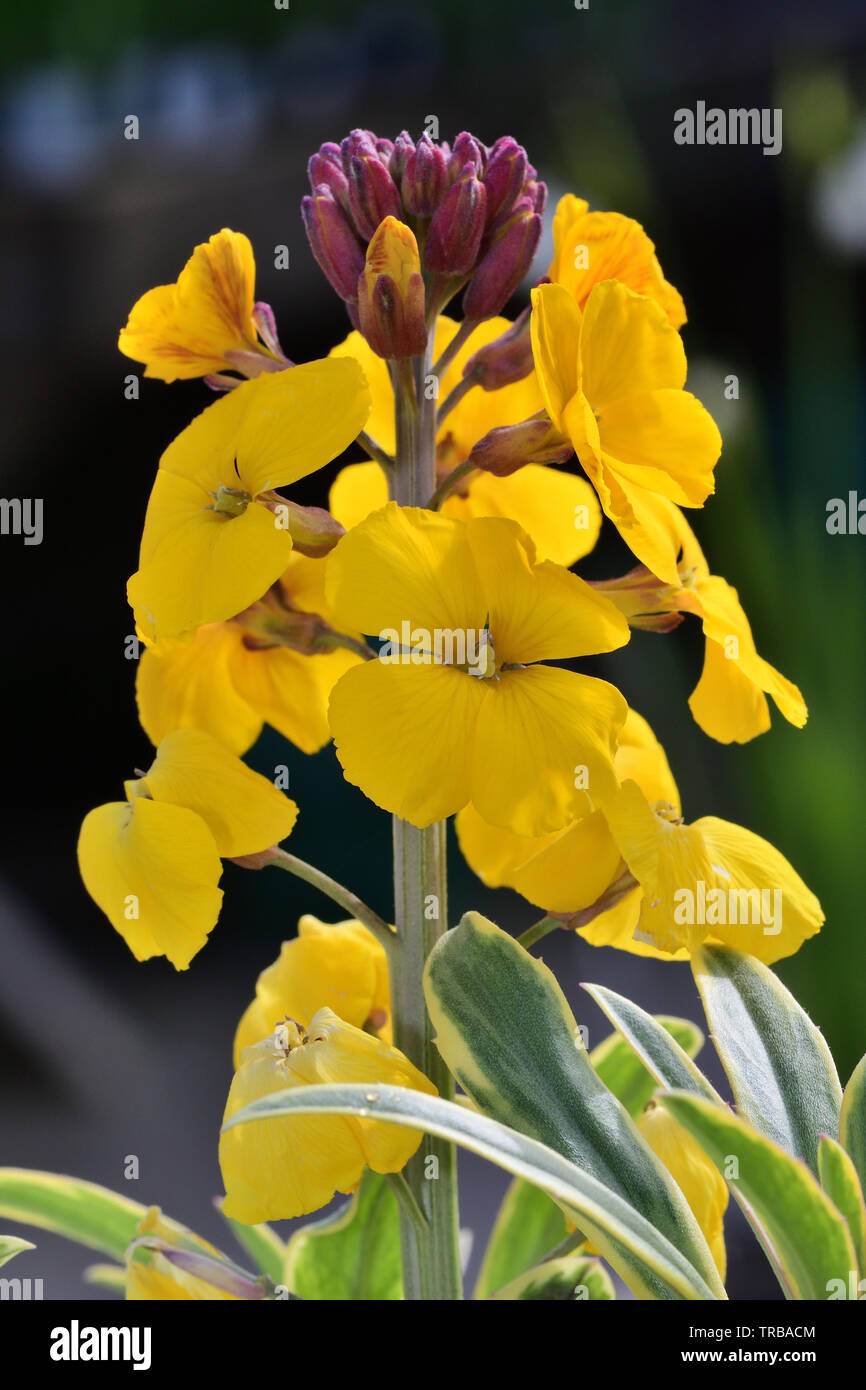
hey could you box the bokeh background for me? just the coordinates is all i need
[2,0,865,1300]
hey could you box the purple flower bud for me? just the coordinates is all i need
[463,210,542,320]
[375,137,395,161]
[463,306,534,389]
[447,132,485,180]
[307,144,349,208]
[482,138,528,223]
[390,130,415,183]
[301,188,366,301]
[346,150,402,241]
[424,169,487,276]
[401,133,448,216]
[525,178,547,215]
[468,416,573,477]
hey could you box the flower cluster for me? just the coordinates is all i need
[75,125,822,1280]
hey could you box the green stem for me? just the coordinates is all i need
[427,458,476,511]
[357,429,394,471]
[268,848,394,952]
[516,915,562,951]
[387,339,463,1301]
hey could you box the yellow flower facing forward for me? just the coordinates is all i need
[77,729,298,969]
[531,280,722,586]
[325,503,630,836]
[220,1007,436,1223]
[136,552,363,756]
[457,708,823,963]
[548,194,686,327]
[118,229,271,382]
[638,1100,728,1282]
[234,915,391,1065]
[594,497,807,744]
[127,360,371,643]
[329,317,601,568]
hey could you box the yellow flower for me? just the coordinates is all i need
[77,729,298,969]
[457,708,823,963]
[595,497,807,744]
[638,1100,728,1282]
[329,317,601,567]
[136,553,361,756]
[548,194,686,326]
[531,280,722,586]
[220,1008,436,1222]
[118,229,268,382]
[234,916,391,1064]
[127,360,371,643]
[325,503,629,835]
[126,1208,239,1301]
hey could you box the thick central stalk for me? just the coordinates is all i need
[389,346,462,1301]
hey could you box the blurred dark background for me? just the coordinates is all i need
[2,0,865,1300]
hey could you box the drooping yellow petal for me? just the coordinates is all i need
[330,332,396,454]
[118,229,260,381]
[329,659,485,826]
[443,466,601,567]
[692,817,824,963]
[126,1252,239,1301]
[549,196,686,326]
[136,728,297,857]
[220,1008,435,1223]
[616,707,681,812]
[229,642,358,756]
[530,283,583,432]
[329,460,389,531]
[638,1101,727,1280]
[136,624,263,755]
[579,281,687,405]
[470,666,627,835]
[77,799,223,970]
[593,391,720,508]
[234,917,391,1064]
[576,454,684,586]
[455,803,563,888]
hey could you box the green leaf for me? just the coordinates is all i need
[818,1134,866,1274]
[423,912,724,1298]
[589,1014,707,1117]
[661,1092,857,1301]
[692,945,842,1176]
[492,1253,615,1301]
[840,1054,866,1197]
[0,1235,35,1268]
[284,1171,402,1301]
[583,984,720,1103]
[0,1170,150,1261]
[474,1179,567,1300]
[225,1082,721,1300]
[219,1211,286,1285]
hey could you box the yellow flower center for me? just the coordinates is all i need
[653,799,683,826]
[272,1016,325,1058]
[211,484,251,518]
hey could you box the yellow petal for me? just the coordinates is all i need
[139,728,298,857]
[443,465,601,567]
[471,666,627,835]
[510,811,623,913]
[638,1101,727,1280]
[576,888,687,959]
[77,799,223,969]
[126,1252,239,1301]
[329,658,485,826]
[575,454,685,587]
[455,803,564,888]
[579,280,687,405]
[234,917,390,1064]
[329,461,390,531]
[136,625,263,755]
[330,331,396,454]
[548,199,686,326]
[230,642,358,756]
[595,391,720,508]
[220,1008,434,1223]
[530,283,583,432]
[616,707,681,813]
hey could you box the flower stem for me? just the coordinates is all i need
[387,340,463,1301]
[267,848,394,952]
[516,915,563,950]
[427,458,476,511]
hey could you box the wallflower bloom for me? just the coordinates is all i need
[457,708,822,963]
[326,504,629,835]
[220,1008,436,1222]
[593,497,807,743]
[126,1208,240,1301]
[234,915,391,1064]
[637,1101,727,1282]
[118,229,272,382]
[531,281,722,585]
[136,553,362,756]
[77,729,298,969]
[329,317,601,567]
[548,194,686,326]
[127,361,371,642]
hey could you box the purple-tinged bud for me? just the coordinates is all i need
[463,210,542,320]
[462,306,534,389]
[307,144,350,208]
[302,188,366,301]
[447,132,485,180]
[346,150,402,241]
[257,495,346,557]
[340,129,379,164]
[424,169,487,276]
[468,416,573,477]
[251,302,289,362]
[389,130,415,183]
[401,133,448,215]
[482,138,528,223]
[357,216,427,359]
[525,178,547,215]
[375,137,394,161]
